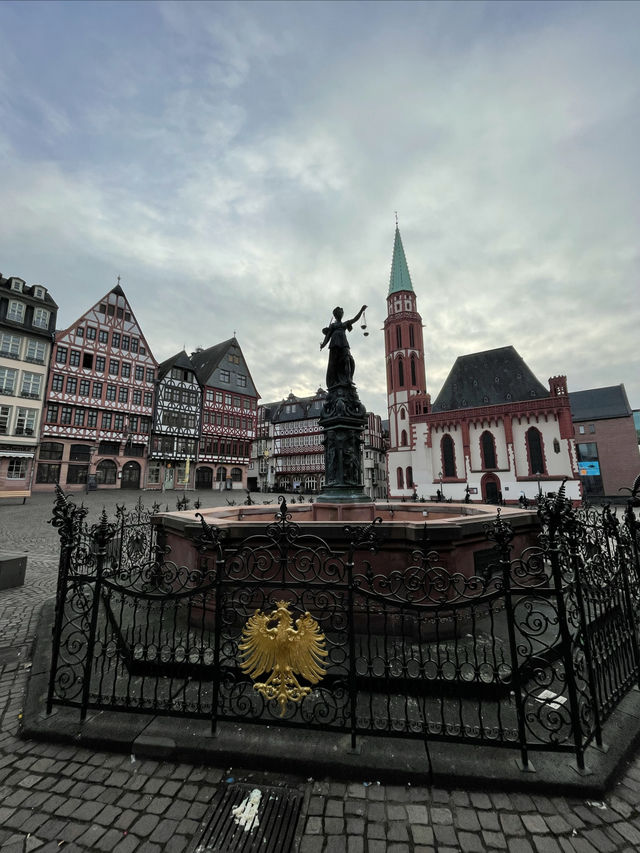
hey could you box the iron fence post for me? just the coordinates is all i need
[566,515,603,749]
[620,503,640,690]
[46,487,87,715]
[80,510,114,721]
[544,502,588,771]
[346,541,357,751]
[491,512,530,770]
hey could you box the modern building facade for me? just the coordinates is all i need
[0,274,58,499]
[190,338,259,490]
[35,284,158,491]
[569,385,640,501]
[148,350,202,491]
[383,226,581,503]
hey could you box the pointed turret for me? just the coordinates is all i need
[389,225,414,295]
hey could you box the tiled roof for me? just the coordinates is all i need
[432,346,549,412]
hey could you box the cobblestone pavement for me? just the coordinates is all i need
[1,492,640,851]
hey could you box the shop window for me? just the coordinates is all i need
[66,465,88,484]
[36,463,60,484]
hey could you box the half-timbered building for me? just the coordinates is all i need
[148,350,202,490]
[190,338,259,490]
[0,274,58,499]
[35,283,158,491]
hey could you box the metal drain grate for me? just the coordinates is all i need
[187,782,304,853]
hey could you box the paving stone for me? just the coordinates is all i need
[75,824,108,848]
[388,822,409,841]
[480,811,501,831]
[407,803,430,824]
[469,792,493,809]
[431,806,453,824]
[324,817,344,834]
[347,836,364,853]
[306,816,322,834]
[434,825,459,847]
[346,783,366,799]
[532,837,562,853]
[367,802,386,822]
[482,829,508,849]
[615,822,640,844]
[367,822,386,839]
[522,814,550,834]
[388,804,407,820]
[326,798,344,817]
[387,845,410,853]
[344,799,366,816]
[411,825,435,846]
[300,838,323,853]
[507,840,535,853]
[112,834,141,853]
[457,806,482,831]
[307,795,324,816]
[346,817,365,835]
[367,842,387,853]
[325,837,346,853]
[149,818,179,844]
[130,814,160,837]
[458,831,486,853]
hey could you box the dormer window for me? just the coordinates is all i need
[10,278,24,292]
[33,286,46,299]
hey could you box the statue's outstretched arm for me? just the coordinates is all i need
[345,304,367,327]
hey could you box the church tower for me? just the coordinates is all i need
[384,224,428,497]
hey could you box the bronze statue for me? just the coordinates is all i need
[320,305,367,389]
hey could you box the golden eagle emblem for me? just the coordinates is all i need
[238,601,328,716]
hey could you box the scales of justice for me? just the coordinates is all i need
[317,303,370,503]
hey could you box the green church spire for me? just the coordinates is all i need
[388,224,414,295]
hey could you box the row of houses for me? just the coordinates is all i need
[0,276,261,496]
[0,274,386,498]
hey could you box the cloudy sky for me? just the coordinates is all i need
[1,0,638,415]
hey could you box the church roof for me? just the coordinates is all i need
[432,346,550,412]
[569,385,632,422]
[388,226,414,295]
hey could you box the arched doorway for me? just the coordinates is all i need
[481,473,501,504]
[121,461,141,489]
[196,466,213,489]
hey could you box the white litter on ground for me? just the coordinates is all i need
[231,788,262,832]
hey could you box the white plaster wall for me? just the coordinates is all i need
[511,416,573,478]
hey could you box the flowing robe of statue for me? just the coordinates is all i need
[320,305,367,389]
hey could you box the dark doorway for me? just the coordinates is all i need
[196,466,213,489]
[121,461,141,489]
[482,473,501,504]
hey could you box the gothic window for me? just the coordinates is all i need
[480,431,497,469]
[442,435,456,478]
[401,430,408,446]
[398,358,404,387]
[406,466,413,488]
[410,357,417,386]
[409,325,415,347]
[397,467,404,489]
[388,361,393,390]
[396,327,402,348]
[553,438,560,454]
[527,427,545,475]
[400,408,406,420]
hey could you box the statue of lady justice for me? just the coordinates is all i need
[320,305,367,389]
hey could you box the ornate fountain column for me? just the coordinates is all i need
[316,305,370,504]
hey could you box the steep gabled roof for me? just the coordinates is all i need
[190,337,259,397]
[261,389,327,423]
[432,346,549,412]
[569,385,632,422]
[389,225,414,295]
[157,349,196,380]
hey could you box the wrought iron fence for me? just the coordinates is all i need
[45,483,640,774]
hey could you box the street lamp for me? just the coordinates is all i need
[438,470,444,501]
[86,445,97,494]
[535,471,543,498]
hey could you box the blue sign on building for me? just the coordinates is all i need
[578,461,601,476]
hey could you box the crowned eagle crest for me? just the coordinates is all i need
[238,601,328,716]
